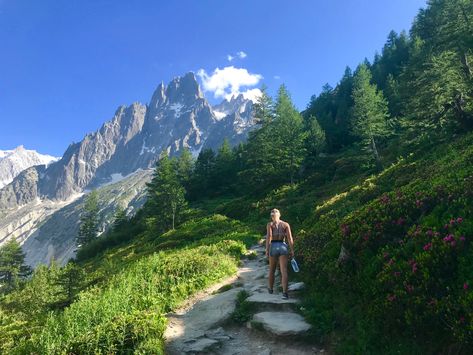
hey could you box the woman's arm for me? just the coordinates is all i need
[286,223,294,257]
[266,222,272,256]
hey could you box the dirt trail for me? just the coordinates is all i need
[164,238,326,354]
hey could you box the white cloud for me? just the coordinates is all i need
[241,88,262,102]
[274,75,281,80]
[197,66,263,101]
[237,51,247,59]
[227,51,247,62]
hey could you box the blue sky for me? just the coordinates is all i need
[0,0,426,156]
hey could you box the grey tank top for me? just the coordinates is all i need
[269,220,287,240]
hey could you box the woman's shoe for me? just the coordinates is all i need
[268,287,273,294]
[282,292,289,299]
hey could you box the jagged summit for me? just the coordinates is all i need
[0,72,257,266]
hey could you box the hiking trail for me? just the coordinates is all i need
[164,237,326,354]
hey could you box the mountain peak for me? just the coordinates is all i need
[166,72,203,104]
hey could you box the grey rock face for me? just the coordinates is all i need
[0,71,257,266]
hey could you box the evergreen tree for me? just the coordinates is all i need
[214,138,236,194]
[303,115,327,172]
[351,63,391,170]
[146,154,187,231]
[253,84,275,125]
[188,147,217,199]
[175,146,195,188]
[112,205,127,229]
[76,189,100,249]
[273,84,308,184]
[0,239,32,293]
[54,261,84,307]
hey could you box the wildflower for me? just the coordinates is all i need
[464,282,469,291]
[423,242,432,251]
[426,229,434,237]
[387,294,396,302]
[456,217,463,224]
[460,236,466,242]
[380,194,390,204]
[443,234,454,242]
[405,284,414,293]
[394,271,401,277]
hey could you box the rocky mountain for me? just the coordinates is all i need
[0,146,59,189]
[0,71,258,266]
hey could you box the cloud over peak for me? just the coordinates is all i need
[197,66,262,101]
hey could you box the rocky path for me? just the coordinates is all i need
[164,238,326,354]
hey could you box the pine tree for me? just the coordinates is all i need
[253,84,275,125]
[351,63,391,170]
[273,84,308,185]
[76,189,100,249]
[54,261,84,307]
[175,146,195,188]
[0,238,32,293]
[214,138,236,194]
[303,115,327,171]
[112,205,127,229]
[146,154,187,231]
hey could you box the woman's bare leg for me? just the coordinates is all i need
[268,255,278,290]
[279,254,289,293]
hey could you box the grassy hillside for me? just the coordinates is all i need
[0,215,260,354]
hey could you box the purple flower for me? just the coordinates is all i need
[394,271,401,277]
[443,234,454,243]
[380,194,390,204]
[464,282,469,291]
[423,242,432,251]
[456,217,463,224]
[460,236,466,242]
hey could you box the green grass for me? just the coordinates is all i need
[0,214,260,354]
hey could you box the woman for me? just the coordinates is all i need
[265,208,294,299]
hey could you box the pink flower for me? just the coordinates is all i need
[460,236,466,242]
[426,229,434,237]
[443,234,454,242]
[387,294,396,302]
[394,271,401,277]
[423,242,432,251]
[464,282,469,291]
[456,217,463,224]
[405,284,414,293]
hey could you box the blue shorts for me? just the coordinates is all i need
[269,241,288,257]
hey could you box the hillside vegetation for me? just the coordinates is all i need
[1,0,473,353]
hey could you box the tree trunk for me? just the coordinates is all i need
[371,136,383,171]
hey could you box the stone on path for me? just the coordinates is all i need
[249,311,312,336]
[288,281,305,291]
[246,292,300,305]
[182,337,220,353]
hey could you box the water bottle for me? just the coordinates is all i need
[291,257,300,272]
